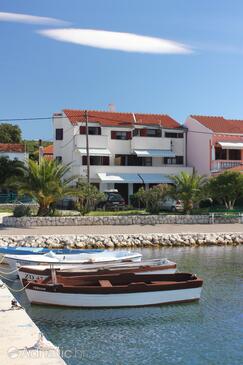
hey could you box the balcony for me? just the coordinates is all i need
[80,165,193,180]
[131,136,171,151]
[211,160,243,172]
[75,135,108,149]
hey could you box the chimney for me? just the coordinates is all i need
[108,103,116,112]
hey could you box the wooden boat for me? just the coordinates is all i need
[24,272,203,307]
[18,258,177,283]
[0,246,103,261]
[4,250,142,272]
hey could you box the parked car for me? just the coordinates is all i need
[97,190,125,210]
[160,197,183,212]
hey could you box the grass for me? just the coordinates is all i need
[0,208,13,214]
[86,209,147,216]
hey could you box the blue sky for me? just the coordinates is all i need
[1,0,243,139]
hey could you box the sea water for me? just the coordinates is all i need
[9,246,243,365]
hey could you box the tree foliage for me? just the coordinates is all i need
[0,123,22,143]
[0,156,24,187]
[207,171,243,210]
[170,171,208,214]
[8,159,79,216]
[134,184,169,214]
[77,180,105,215]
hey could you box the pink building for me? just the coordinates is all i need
[185,115,243,175]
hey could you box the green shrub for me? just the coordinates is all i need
[13,205,32,217]
[134,185,169,214]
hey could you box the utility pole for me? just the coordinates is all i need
[84,110,90,183]
[38,139,43,164]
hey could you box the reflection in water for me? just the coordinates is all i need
[5,246,243,365]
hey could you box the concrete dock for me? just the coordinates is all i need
[0,279,66,365]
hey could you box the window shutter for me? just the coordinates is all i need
[126,131,132,140]
[103,157,109,165]
[80,126,86,134]
[140,128,147,137]
[111,131,116,139]
[82,156,87,165]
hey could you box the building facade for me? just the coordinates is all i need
[185,115,243,175]
[53,109,192,201]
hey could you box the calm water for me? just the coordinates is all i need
[9,247,243,365]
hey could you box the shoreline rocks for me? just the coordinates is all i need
[0,232,242,248]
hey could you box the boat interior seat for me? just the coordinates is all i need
[99,279,113,287]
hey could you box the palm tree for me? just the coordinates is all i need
[170,171,208,214]
[11,159,78,216]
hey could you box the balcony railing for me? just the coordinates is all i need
[75,135,108,149]
[131,136,171,150]
[79,165,193,180]
[211,160,243,171]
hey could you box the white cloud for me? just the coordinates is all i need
[38,28,192,54]
[0,12,69,26]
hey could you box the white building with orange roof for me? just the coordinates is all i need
[185,115,243,175]
[0,143,28,162]
[53,109,192,201]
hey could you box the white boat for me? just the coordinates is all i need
[24,272,203,307]
[18,258,177,283]
[4,250,142,272]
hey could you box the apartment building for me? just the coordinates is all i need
[53,109,192,201]
[185,115,243,175]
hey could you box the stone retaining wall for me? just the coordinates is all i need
[2,214,242,227]
[0,232,242,248]
[0,203,38,209]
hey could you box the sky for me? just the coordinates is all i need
[1,0,243,140]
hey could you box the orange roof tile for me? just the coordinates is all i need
[191,115,243,134]
[62,109,182,129]
[43,144,53,155]
[0,143,25,153]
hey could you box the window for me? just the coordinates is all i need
[79,126,101,135]
[111,131,131,140]
[147,129,162,137]
[133,128,161,137]
[82,156,109,166]
[55,156,62,163]
[114,154,152,166]
[165,132,183,138]
[229,149,241,160]
[55,128,63,140]
[215,147,227,160]
[176,156,184,164]
[164,156,184,165]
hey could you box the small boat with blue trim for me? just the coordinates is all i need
[0,246,103,262]
[4,250,143,272]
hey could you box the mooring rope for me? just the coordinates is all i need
[0,255,6,265]
[0,273,17,282]
[0,266,22,276]
[0,280,30,292]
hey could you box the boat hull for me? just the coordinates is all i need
[25,287,202,307]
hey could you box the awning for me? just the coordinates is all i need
[97,172,173,184]
[134,149,176,157]
[78,148,111,156]
[97,173,142,183]
[138,174,173,184]
[218,142,243,150]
